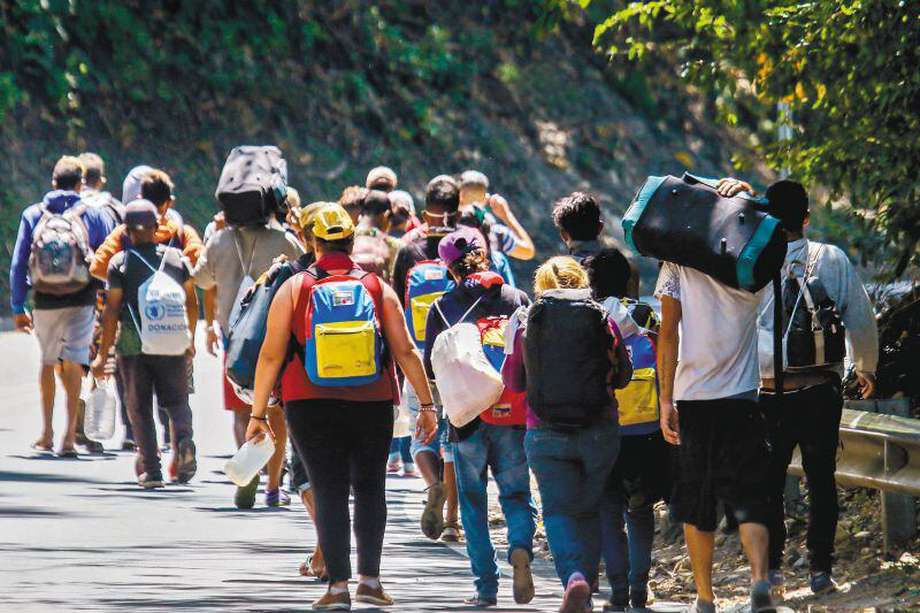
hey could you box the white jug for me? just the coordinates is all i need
[84,378,117,441]
[224,434,275,487]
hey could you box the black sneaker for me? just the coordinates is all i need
[138,472,165,489]
[122,439,137,451]
[175,438,197,484]
[630,585,652,609]
[603,589,629,612]
[810,571,838,596]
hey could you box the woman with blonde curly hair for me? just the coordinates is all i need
[503,256,633,613]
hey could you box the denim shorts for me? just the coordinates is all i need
[405,380,453,463]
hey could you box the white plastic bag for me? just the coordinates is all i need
[84,378,117,441]
[128,250,190,356]
[224,434,275,487]
[430,298,504,428]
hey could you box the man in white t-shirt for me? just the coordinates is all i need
[654,178,773,613]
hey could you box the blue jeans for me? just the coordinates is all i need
[600,498,655,595]
[599,431,665,595]
[389,436,412,464]
[525,420,620,587]
[454,423,537,598]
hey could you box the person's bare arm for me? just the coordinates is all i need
[204,287,220,356]
[246,278,297,442]
[379,282,438,443]
[184,278,199,358]
[489,194,535,260]
[657,295,681,445]
[91,288,123,378]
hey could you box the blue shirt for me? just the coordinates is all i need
[10,190,116,313]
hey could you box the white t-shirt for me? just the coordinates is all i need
[655,263,763,401]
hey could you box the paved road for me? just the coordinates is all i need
[1,329,641,613]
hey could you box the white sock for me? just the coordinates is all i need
[329,585,348,595]
[359,577,381,590]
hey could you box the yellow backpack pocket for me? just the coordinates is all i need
[615,367,659,427]
[410,292,446,342]
[314,321,377,379]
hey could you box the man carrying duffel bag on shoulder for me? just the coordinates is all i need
[640,176,778,613]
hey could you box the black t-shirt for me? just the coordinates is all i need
[107,242,190,355]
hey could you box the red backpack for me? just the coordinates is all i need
[476,316,527,426]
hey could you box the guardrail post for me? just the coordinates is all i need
[848,399,917,550]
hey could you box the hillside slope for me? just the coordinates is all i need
[0,1,752,305]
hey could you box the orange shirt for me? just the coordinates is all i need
[91,217,203,281]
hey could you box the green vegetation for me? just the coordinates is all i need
[1,1,762,308]
[586,0,920,276]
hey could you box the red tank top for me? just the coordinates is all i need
[280,253,399,404]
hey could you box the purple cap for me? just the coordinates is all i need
[438,226,487,265]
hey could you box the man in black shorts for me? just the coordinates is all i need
[655,241,774,611]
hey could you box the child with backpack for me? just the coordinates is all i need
[245,204,437,609]
[502,256,633,613]
[421,227,536,608]
[585,248,670,612]
[10,156,116,457]
[391,175,463,541]
[91,200,198,488]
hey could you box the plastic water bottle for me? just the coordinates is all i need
[84,378,117,441]
[224,434,275,487]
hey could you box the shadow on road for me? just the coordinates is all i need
[0,469,109,484]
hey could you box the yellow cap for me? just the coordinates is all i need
[296,201,332,234]
[313,203,355,240]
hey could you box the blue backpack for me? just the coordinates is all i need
[404,260,455,349]
[300,268,384,387]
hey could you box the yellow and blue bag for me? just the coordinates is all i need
[404,260,455,349]
[303,268,384,387]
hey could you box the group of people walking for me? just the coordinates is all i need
[10,152,879,612]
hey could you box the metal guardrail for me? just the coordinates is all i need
[787,399,918,548]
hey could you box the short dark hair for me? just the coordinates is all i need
[78,152,105,186]
[584,248,631,300]
[552,192,602,241]
[425,176,460,214]
[52,156,85,190]
[766,180,809,232]
[140,169,174,207]
[362,190,391,217]
[316,236,355,254]
[338,185,367,217]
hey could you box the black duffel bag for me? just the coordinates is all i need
[216,145,288,226]
[622,173,786,292]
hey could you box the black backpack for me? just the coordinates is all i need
[524,294,614,428]
[216,145,288,226]
[782,242,846,371]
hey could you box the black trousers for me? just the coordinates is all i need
[761,382,843,573]
[285,399,394,583]
[117,353,192,476]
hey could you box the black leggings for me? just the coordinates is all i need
[285,399,394,583]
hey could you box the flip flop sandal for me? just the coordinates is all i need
[31,442,53,454]
[57,447,79,458]
[299,556,328,582]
